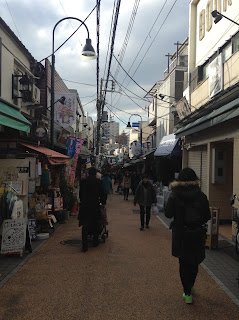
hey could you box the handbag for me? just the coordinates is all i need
[151,204,159,215]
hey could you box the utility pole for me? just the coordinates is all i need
[96,78,103,156]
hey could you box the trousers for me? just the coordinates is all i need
[139,205,151,227]
[82,222,98,249]
[124,188,129,199]
[179,258,199,295]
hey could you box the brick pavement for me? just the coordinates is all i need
[0,193,238,319]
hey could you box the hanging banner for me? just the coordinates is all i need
[54,93,77,128]
[131,141,141,156]
[209,54,223,98]
[65,136,84,187]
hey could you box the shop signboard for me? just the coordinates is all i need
[54,92,77,129]
[1,218,26,255]
[65,136,84,187]
[28,219,37,240]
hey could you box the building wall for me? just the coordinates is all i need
[190,50,239,109]
[189,0,238,69]
[0,25,31,114]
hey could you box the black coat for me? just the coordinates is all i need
[134,181,157,207]
[79,176,105,225]
[165,181,211,263]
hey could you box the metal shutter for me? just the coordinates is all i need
[188,146,208,195]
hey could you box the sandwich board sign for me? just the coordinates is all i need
[1,219,26,255]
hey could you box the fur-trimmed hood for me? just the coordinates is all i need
[169,180,199,191]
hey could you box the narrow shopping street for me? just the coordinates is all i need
[0,190,238,320]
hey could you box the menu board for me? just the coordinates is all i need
[1,219,26,255]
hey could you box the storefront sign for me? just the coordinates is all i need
[33,125,48,140]
[17,167,29,173]
[1,218,26,254]
[54,93,76,129]
[175,97,191,120]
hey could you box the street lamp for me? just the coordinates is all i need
[211,10,239,26]
[126,114,143,155]
[50,17,96,148]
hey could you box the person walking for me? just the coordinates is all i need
[79,167,105,252]
[165,167,211,304]
[134,173,156,230]
[122,171,131,200]
[101,172,113,204]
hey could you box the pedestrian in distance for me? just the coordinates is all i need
[165,167,211,304]
[79,167,106,252]
[134,173,157,230]
[122,171,131,200]
[101,172,113,204]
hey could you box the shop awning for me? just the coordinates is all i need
[154,134,181,157]
[20,143,69,165]
[175,97,239,138]
[0,101,31,133]
[142,149,156,158]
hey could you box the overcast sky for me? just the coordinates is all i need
[0,0,190,131]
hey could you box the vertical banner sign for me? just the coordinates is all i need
[54,93,77,128]
[65,136,84,187]
[209,54,223,98]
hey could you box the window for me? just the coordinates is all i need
[222,42,232,62]
[232,32,239,53]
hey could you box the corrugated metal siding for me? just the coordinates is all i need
[188,146,208,195]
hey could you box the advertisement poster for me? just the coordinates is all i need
[209,54,223,98]
[1,219,26,254]
[131,141,141,156]
[54,93,76,128]
[65,136,84,187]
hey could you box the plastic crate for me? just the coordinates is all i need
[232,207,239,222]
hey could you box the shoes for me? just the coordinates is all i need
[126,198,128,200]
[182,293,193,304]
[82,247,88,252]
[140,227,144,231]
[146,225,149,229]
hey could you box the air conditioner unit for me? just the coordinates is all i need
[179,55,188,67]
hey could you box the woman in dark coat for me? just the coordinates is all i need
[165,167,211,304]
[79,167,105,252]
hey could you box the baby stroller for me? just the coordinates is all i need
[88,204,109,243]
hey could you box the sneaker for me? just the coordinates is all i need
[140,227,144,231]
[182,293,192,304]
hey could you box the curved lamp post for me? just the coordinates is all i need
[126,114,143,155]
[50,17,96,147]
[211,10,239,26]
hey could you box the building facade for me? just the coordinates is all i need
[175,0,239,240]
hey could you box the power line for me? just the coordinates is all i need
[119,0,168,88]
[103,0,117,80]
[4,0,22,41]
[62,79,96,87]
[113,0,141,80]
[131,0,179,79]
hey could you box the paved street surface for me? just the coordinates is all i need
[0,192,238,319]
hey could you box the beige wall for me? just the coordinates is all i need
[224,51,239,89]
[191,50,239,109]
[0,27,32,113]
